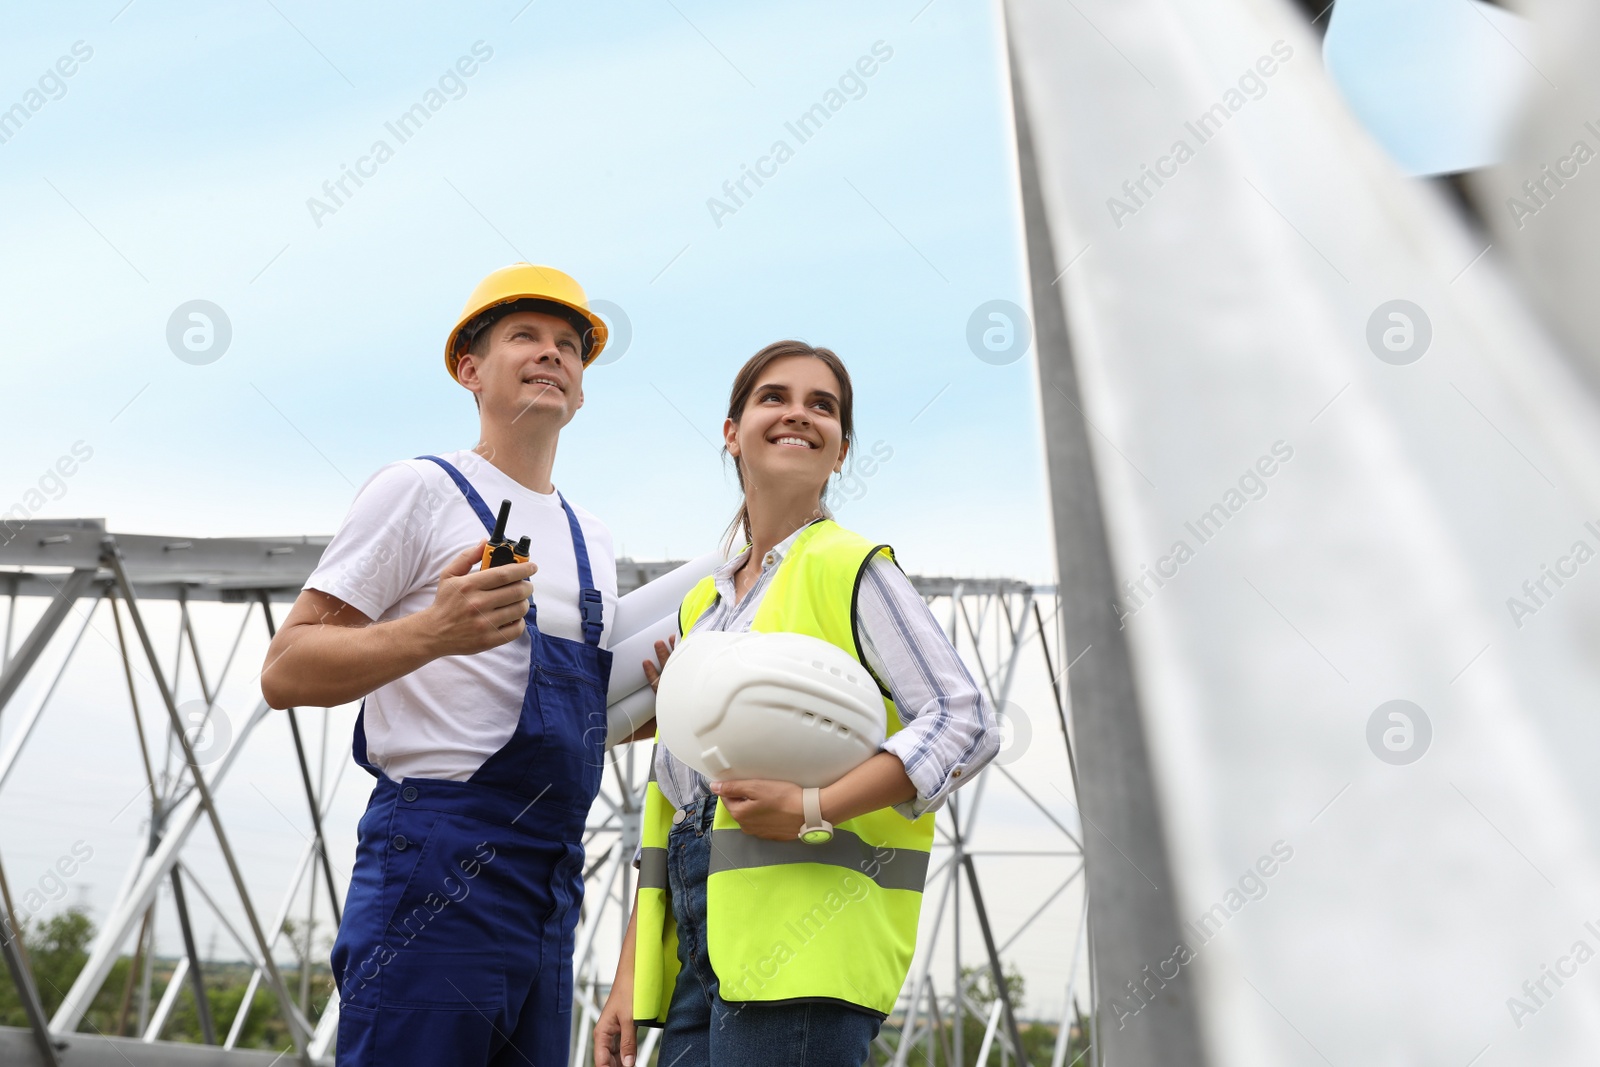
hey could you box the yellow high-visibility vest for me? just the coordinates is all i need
[633,520,936,1024]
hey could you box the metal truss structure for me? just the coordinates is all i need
[0,520,1087,1066]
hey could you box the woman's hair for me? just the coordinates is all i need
[722,340,856,552]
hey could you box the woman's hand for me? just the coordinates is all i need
[642,635,676,693]
[710,779,804,840]
[714,754,921,840]
[598,890,643,1065]
[617,637,675,744]
[594,974,636,1066]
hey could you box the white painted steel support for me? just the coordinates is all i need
[142,955,188,1043]
[0,568,96,718]
[50,700,272,1033]
[102,541,312,1064]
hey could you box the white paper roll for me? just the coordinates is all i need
[605,610,679,706]
[602,548,723,749]
[612,550,723,644]
[605,685,656,748]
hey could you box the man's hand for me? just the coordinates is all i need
[414,540,537,657]
[260,540,539,709]
[710,779,804,841]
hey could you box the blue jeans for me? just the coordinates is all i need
[659,794,883,1067]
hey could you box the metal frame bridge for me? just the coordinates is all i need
[0,520,1085,1066]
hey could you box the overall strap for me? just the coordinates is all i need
[346,454,493,782]
[417,454,539,630]
[418,454,601,644]
[351,698,381,778]
[558,493,604,646]
[416,455,497,534]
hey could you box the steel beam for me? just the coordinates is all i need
[0,574,305,604]
[257,595,343,925]
[0,1026,296,1066]
[0,850,61,1066]
[0,568,95,718]
[961,855,1030,1066]
[890,860,960,1067]
[49,703,267,1035]
[52,720,276,1035]
[169,868,218,1044]
[1005,10,1205,1064]
[143,957,189,1042]
[1,520,1043,605]
[3,574,17,668]
[0,521,322,581]
[101,539,312,1064]
[225,757,347,1052]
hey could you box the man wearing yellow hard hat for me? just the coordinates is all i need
[261,263,629,1065]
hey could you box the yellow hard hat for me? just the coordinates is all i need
[445,263,608,379]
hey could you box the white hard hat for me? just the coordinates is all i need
[654,630,886,787]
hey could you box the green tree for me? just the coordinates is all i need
[861,962,1082,1067]
[0,908,94,1025]
[0,908,330,1051]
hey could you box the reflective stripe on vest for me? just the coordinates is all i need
[632,771,680,1025]
[637,848,668,890]
[706,827,930,893]
[631,520,935,1025]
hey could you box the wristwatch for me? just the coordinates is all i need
[798,787,833,844]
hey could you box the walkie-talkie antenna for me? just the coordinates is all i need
[481,500,522,571]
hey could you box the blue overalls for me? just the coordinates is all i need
[330,455,612,1066]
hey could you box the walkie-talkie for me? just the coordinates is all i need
[481,499,531,569]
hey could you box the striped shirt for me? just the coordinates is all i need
[649,520,1001,823]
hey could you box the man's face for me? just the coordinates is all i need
[456,310,586,427]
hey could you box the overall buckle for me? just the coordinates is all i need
[580,588,604,641]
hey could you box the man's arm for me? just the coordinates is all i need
[260,540,536,709]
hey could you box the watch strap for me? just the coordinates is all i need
[802,786,824,829]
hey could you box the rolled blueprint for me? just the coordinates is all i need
[606,686,656,748]
[604,610,678,707]
[604,549,723,749]
[611,550,723,644]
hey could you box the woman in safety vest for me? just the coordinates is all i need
[594,340,1003,1066]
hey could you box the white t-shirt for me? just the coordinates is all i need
[304,449,617,783]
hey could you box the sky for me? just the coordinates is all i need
[1323,0,1532,175]
[0,0,1051,583]
[0,0,1083,1030]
